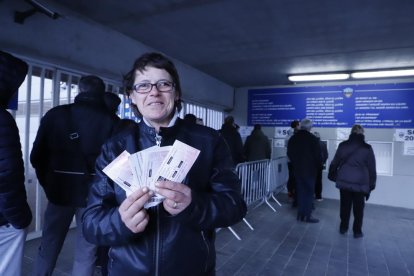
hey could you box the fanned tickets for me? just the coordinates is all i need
[129,145,171,190]
[102,140,200,208]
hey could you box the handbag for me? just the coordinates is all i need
[328,145,362,182]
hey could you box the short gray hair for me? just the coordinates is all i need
[300,118,313,131]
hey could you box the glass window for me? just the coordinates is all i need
[182,102,224,130]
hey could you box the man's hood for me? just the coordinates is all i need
[0,51,28,107]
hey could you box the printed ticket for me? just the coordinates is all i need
[129,146,171,189]
[102,150,137,196]
[103,140,200,208]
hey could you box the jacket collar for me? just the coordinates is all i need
[138,117,183,140]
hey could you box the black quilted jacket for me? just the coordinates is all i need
[0,51,32,228]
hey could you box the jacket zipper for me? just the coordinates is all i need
[155,205,160,276]
[155,132,161,276]
[155,133,162,147]
[53,169,96,176]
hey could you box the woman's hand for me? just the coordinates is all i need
[155,180,192,215]
[119,187,152,233]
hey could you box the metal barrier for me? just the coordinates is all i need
[267,157,289,208]
[237,160,269,209]
[227,157,288,240]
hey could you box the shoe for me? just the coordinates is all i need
[353,232,364,238]
[297,214,305,221]
[339,228,347,234]
[316,198,323,202]
[304,216,319,223]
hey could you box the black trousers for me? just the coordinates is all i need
[339,189,365,234]
[295,175,315,218]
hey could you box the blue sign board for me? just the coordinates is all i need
[248,82,414,128]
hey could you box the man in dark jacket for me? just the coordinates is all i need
[30,75,119,275]
[330,124,376,238]
[0,50,32,276]
[220,115,245,165]
[244,124,271,161]
[287,119,321,223]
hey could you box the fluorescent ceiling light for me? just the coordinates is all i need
[351,69,414,79]
[288,73,350,82]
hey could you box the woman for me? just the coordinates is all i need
[82,52,247,275]
[330,124,376,238]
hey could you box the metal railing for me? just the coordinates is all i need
[227,157,288,240]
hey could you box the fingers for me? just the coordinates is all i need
[155,181,192,215]
[119,187,150,213]
[122,208,149,233]
[119,187,152,233]
[155,180,191,199]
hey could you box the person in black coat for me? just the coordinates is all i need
[0,50,32,276]
[82,52,246,275]
[287,119,322,223]
[30,75,119,276]
[244,124,271,161]
[220,115,245,165]
[330,124,376,238]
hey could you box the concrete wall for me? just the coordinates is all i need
[0,0,234,110]
[234,81,414,210]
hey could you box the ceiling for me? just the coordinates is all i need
[52,0,414,88]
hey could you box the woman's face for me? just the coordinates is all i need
[130,66,179,129]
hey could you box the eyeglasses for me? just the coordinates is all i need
[133,80,175,94]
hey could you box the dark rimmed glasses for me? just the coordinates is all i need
[133,80,175,94]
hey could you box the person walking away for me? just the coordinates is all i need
[314,131,328,201]
[244,124,271,161]
[30,75,119,276]
[220,115,245,165]
[0,50,33,276]
[329,124,376,238]
[82,52,247,275]
[287,119,321,223]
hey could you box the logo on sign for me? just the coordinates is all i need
[343,87,353,98]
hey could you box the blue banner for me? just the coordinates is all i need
[248,82,414,128]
